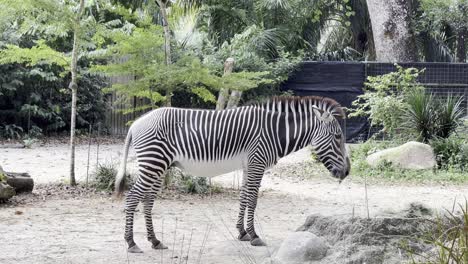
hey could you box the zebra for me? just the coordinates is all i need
[115,96,350,253]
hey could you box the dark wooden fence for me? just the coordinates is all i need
[105,61,468,139]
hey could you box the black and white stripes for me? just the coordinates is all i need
[115,96,350,252]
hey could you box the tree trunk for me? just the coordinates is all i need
[216,58,235,110]
[456,27,467,62]
[156,0,173,107]
[349,0,375,60]
[366,0,418,62]
[226,90,242,109]
[69,0,85,186]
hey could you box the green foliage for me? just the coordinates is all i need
[94,22,272,113]
[430,135,468,171]
[436,95,465,139]
[407,202,468,264]
[350,65,425,136]
[351,140,468,183]
[0,41,69,70]
[164,167,222,194]
[404,90,464,142]
[92,162,132,191]
[0,1,120,138]
[404,89,436,142]
[416,0,468,62]
[0,172,6,183]
[0,124,23,139]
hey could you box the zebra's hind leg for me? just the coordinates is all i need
[143,192,168,250]
[236,166,251,241]
[124,184,145,253]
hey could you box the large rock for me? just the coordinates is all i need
[366,141,436,170]
[272,232,328,264]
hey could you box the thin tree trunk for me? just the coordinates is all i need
[456,27,467,63]
[366,0,417,62]
[156,0,173,106]
[216,58,234,110]
[226,91,242,109]
[69,0,85,186]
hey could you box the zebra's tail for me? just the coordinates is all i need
[115,129,132,198]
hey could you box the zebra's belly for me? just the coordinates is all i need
[174,155,246,178]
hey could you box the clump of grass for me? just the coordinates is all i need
[407,202,468,263]
[92,162,132,191]
[164,167,223,194]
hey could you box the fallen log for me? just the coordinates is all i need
[5,172,34,193]
[0,165,34,193]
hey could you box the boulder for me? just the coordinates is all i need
[366,141,436,170]
[272,232,328,264]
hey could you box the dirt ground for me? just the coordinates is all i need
[1,141,468,263]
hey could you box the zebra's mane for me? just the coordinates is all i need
[249,96,346,118]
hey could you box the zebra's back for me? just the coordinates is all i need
[131,106,263,177]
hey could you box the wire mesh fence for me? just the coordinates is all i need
[105,62,468,138]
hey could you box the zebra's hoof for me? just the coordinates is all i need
[152,242,168,250]
[238,233,251,241]
[250,238,266,246]
[128,244,143,253]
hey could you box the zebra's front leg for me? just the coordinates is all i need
[237,166,251,241]
[143,193,168,250]
[245,182,266,246]
[236,187,250,241]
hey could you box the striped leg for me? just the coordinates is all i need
[245,164,266,246]
[124,179,145,253]
[125,145,172,253]
[143,189,167,249]
[236,166,250,241]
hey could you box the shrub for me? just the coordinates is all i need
[430,136,468,171]
[0,124,23,139]
[404,91,464,143]
[350,65,424,136]
[92,162,132,191]
[164,167,222,194]
[404,89,436,142]
[436,95,465,139]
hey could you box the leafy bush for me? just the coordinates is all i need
[351,65,464,142]
[350,65,424,135]
[430,136,468,171]
[92,162,132,191]
[0,124,23,139]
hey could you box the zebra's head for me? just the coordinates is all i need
[311,104,350,181]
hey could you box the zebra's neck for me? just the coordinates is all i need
[257,99,317,158]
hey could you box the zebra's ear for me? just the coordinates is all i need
[332,107,346,119]
[312,106,333,122]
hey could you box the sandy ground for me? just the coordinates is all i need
[1,142,468,263]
